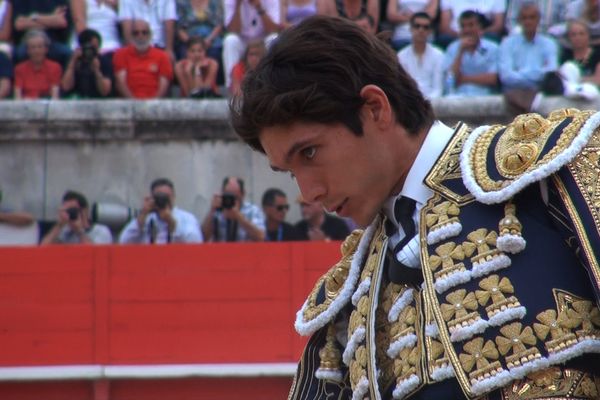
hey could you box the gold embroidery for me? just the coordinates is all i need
[318,324,343,379]
[495,322,541,369]
[459,338,503,385]
[463,228,499,265]
[393,346,419,383]
[502,367,600,400]
[476,275,522,319]
[440,289,480,334]
[425,201,461,232]
[428,242,467,280]
[349,345,367,389]
[498,203,523,238]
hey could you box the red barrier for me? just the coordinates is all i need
[0,242,342,399]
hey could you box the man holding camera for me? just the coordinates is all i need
[201,176,265,242]
[61,29,112,98]
[119,178,203,244]
[41,190,112,245]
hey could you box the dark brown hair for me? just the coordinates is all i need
[230,16,434,153]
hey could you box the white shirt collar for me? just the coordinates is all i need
[383,120,454,223]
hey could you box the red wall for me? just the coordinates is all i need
[0,242,342,399]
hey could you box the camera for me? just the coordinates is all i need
[153,192,170,210]
[81,43,97,64]
[66,207,79,221]
[221,193,237,210]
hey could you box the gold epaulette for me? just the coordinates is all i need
[460,108,600,204]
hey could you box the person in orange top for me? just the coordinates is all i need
[113,19,173,99]
[174,36,220,98]
[229,39,265,97]
[14,29,62,99]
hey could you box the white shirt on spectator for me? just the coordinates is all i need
[223,0,281,41]
[58,224,113,244]
[78,0,121,52]
[119,207,203,244]
[441,0,506,33]
[398,43,444,99]
[118,0,177,48]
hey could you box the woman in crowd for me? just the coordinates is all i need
[14,30,62,99]
[175,0,223,62]
[70,0,121,54]
[566,0,600,45]
[559,19,600,90]
[175,36,220,98]
[229,40,265,97]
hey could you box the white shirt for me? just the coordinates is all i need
[383,121,455,268]
[441,0,506,33]
[80,0,121,52]
[224,0,281,41]
[398,43,445,99]
[58,224,113,244]
[391,0,430,41]
[118,0,177,48]
[119,206,203,244]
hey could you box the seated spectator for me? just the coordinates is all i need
[222,0,280,89]
[12,0,73,68]
[229,39,265,96]
[280,0,320,30]
[61,28,112,98]
[505,0,571,37]
[499,2,558,113]
[0,0,12,56]
[261,188,300,241]
[119,0,177,61]
[201,176,266,242]
[397,12,444,99]
[70,0,121,54]
[113,19,173,99]
[319,0,380,29]
[0,47,10,98]
[294,195,350,241]
[438,0,506,48]
[14,29,62,99]
[350,12,376,34]
[175,37,220,98]
[176,0,223,63]
[443,10,499,96]
[119,178,203,244]
[386,0,438,50]
[566,0,600,45]
[41,190,112,245]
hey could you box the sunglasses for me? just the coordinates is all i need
[275,204,290,211]
[412,23,431,30]
[132,30,150,36]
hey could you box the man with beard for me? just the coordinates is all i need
[113,19,173,99]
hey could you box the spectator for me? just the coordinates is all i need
[201,176,266,242]
[499,2,558,113]
[119,178,203,244]
[14,29,62,99]
[350,12,376,34]
[176,0,223,63]
[319,0,380,29]
[0,0,12,55]
[70,0,121,54]
[386,0,438,50]
[113,19,173,99]
[61,28,112,98]
[222,0,280,89]
[561,19,600,84]
[397,12,444,99]
[294,195,350,241]
[280,0,320,30]
[119,0,177,61]
[261,188,300,241]
[443,10,499,95]
[566,0,600,45]
[229,39,265,96]
[41,190,112,245]
[438,0,506,48]
[0,189,35,227]
[505,0,572,36]
[0,45,10,98]
[175,36,220,97]
[12,0,73,68]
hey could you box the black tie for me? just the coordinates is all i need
[385,196,421,286]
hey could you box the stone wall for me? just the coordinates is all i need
[0,96,596,224]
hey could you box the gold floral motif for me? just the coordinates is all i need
[567,300,600,332]
[441,289,478,322]
[533,310,567,341]
[459,337,505,385]
[393,346,419,381]
[349,345,368,389]
[463,228,500,265]
[495,322,541,369]
[476,275,522,319]
[428,242,467,279]
[425,201,461,231]
[502,367,600,399]
[390,306,416,341]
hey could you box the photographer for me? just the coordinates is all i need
[201,176,265,242]
[61,28,112,98]
[41,190,112,245]
[119,178,203,244]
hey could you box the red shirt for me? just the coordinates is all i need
[14,59,62,99]
[113,46,173,99]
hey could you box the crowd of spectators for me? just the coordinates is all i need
[0,0,596,106]
[0,177,352,245]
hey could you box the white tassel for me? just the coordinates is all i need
[471,254,511,278]
[392,374,420,399]
[507,357,550,381]
[431,364,455,381]
[450,318,489,342]
[471,370,513,396]
[315,368,343,382]
[497,234,526,254]
[487,306,526,327]
[351,278,371,306]
[434,269,472,294]
[425,322,439,338]
[351,376,369,400]
[547,338,600,365]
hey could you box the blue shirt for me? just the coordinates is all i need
[499,32,558,90]
[444,37,499,95]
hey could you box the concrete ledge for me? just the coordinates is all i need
[0,96,597,142]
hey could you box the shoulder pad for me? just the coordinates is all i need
[461,108,600,204]
[294,219,381,336]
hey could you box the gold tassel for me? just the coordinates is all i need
[497,202,526,254]
[315,323,343,382]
